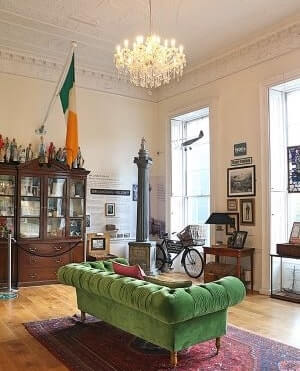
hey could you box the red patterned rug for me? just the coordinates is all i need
[24,315,300,371]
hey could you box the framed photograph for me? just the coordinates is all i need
[91,237,105,250]
[289,222,300,244]
[287,146,300,193]
[105,203,115,216]
[232,231,248,249]
[86,214,91,228]
[227,199,238,211]
[240,199,255,226]
[227,165,256,197]
[225,212,239,235]
[132,184,138,201]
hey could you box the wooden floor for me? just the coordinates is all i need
[0,282,299,371]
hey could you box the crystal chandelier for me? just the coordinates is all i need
[114,0,186,89]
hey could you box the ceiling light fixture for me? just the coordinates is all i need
[114,0,186,89]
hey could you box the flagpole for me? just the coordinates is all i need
[41,41,77,126]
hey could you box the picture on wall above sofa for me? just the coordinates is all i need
[227,165,256,197]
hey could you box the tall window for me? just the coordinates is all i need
[270,79,300,253]
[170,108,210,243]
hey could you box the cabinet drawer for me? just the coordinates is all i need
[18,267,60,285]
[20,243,71,255]
[19,249,70,267]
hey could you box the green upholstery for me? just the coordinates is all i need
[58,259,245,352]
[144,276,193,288]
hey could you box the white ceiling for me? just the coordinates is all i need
[1,0,300,75]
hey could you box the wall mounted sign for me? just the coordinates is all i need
[90,189,130,196]
[234,142,247,157]
[231,157,252,167]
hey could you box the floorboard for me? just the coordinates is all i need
[0,280,299,370]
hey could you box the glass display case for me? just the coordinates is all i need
[20,176,40,238]
[47,178,66,238]
[0,174,16,237]
[0,159,89,287]
[69,179,85,237]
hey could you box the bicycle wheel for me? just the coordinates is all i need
[156,244,167,271]
[182,248,204,278]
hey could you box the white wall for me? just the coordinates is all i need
[3,46,300,291]
[0,72,160,257]
[158,48,300,292]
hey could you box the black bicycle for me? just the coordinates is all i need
[156,226,205,278]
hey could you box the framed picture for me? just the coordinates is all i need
[289,222,300,244]
[227,165,256,197]
[227,199,238,211]
[225,212,239,235]
[91,237,106,250]
[87,232,110,258]
[287,146,300,193]
[132,184,138,201]
[105,203,115,216]
[86,214,91,228]
[232,231,248,249]
[240,198,255,226]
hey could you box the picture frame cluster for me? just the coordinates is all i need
[226,198,255,226]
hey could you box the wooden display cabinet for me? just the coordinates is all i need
[0,159,89,287]
[0,164,18,288]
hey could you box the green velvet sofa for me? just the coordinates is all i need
[58,258,245,367]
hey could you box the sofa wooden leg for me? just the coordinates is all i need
[80,311,86,322]
[216,337,221,354]
[170,351,177,367]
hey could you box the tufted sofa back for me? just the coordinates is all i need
[58,260,245,325]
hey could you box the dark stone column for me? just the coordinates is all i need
[128,138,157,275]
[135,138,152,242]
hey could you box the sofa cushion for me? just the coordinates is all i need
[113,262,145,280]
[58,262,245,325]
[144,276,192,288]
[89,261,105,270]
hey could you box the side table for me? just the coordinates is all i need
[203,245,255,293]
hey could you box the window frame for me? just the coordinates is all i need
[170,109,210,235]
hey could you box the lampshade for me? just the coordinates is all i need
[205,213,234,226]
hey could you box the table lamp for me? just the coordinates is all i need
[205,213,234,245]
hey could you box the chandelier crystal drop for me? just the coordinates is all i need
[114,1,186,89]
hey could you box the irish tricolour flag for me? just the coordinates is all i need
[59,54,78,167]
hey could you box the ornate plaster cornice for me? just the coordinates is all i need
[2,19,300,103]
[157,20,300,101]
[0,47,157,102]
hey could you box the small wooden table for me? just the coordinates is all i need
[203,245,255,293]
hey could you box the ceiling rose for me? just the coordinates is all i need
[114,0,186,89]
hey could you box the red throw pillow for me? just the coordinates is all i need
[112,262,145,280]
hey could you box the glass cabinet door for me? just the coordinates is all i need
[0,175,15,237]
[20,176,40,238]
[69,179,85,237]
[47,178,66,238]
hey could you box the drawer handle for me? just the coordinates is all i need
[55,259,62,264]
[29,273,37,279]
[29,247,37,252]
[54,246,62,251]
